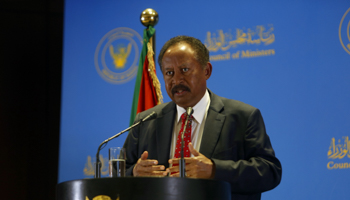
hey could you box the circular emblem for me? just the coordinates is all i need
[95,27,143,84]
[339,7,350,55]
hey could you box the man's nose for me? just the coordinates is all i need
[172,71,184,85]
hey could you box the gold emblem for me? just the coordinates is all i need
[205,25,276,61]
[204,25,275,52]
[95,27,142,84]
[83,155,109,176]
[85,195,119,200]
[327,136,350,170]
[109,43,132,68]
[339,7,350,55]
[328,136,350,159]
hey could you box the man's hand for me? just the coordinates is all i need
[133,151,168,177]
[167,143,215,179]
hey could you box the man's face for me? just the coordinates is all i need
[161,43,212,108]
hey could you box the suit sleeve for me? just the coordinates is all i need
[123,114,141,176]
[212,109,282,194]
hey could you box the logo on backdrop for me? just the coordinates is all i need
[339,7,350,55]
[86,195,119,200]
[84,155,109,177]
[204,24,276,61]
[327,136,350,170]
[95,27,143,84]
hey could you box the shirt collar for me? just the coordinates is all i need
[176,89,210,124]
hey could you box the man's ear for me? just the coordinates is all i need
[204,62,212,80]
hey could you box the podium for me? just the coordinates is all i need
[57,177,231,200]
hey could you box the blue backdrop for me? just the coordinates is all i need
[59,0,350,199]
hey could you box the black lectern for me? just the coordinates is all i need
[57,177,231,200]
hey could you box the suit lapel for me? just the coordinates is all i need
[155,102,176,167]
[199,91,226,158]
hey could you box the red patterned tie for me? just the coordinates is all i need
[172,113,193,173]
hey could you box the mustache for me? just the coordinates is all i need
[171,84,191,95]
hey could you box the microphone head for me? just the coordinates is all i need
[148,111,157,120]
[142,111,157,122]
[186,107,194,116]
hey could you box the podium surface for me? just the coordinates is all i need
[57,177,231,200]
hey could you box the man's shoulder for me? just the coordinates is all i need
[135,101,175,119]
[210,91,258,116]
[220,96,256,110]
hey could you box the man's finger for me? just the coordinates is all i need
[167,165,179,173]
[169,171,180,177]
[139,165,165,172]
[141,151,148,160]
[152,165,165,171]
[168,158,180,164]
[138,159,158,166]
[188,143,200,156]
[138,170,168,177]
[151,170,169,176]
[183,157,196,164]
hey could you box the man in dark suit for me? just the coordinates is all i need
[123,36,282,199]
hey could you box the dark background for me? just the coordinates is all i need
[1,0,63,199]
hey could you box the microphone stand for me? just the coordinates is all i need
[179,107,193,178]
[94,111,156,178]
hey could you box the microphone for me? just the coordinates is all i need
[94,111,157,178]
[186,107,194,117]
[179,107,194,178]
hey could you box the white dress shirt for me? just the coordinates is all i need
[169,89,211,159]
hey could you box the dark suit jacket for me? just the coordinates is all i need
[123,90,282,200]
